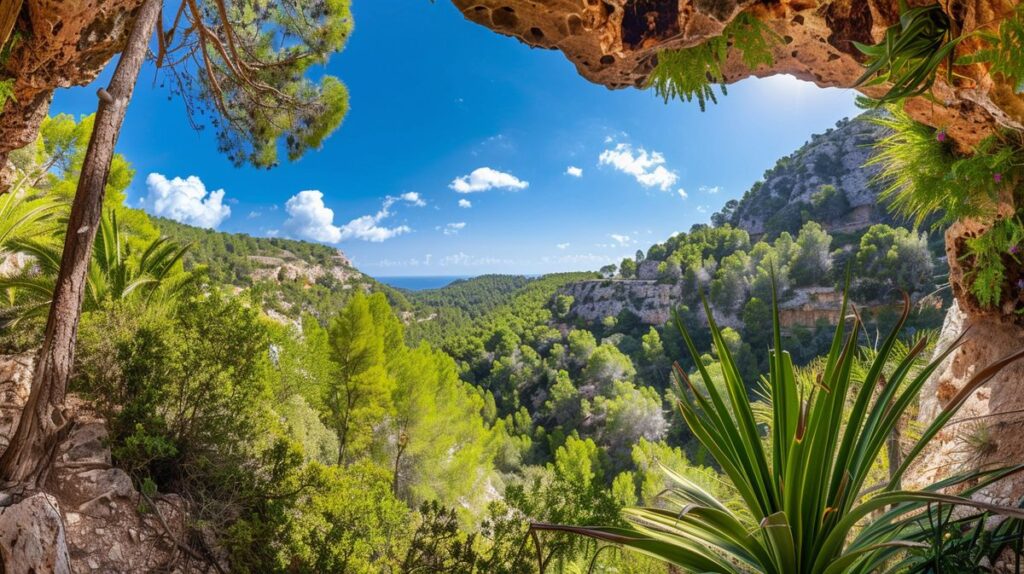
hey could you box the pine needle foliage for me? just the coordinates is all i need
[648,13,778,111]
[535,285,1024,573]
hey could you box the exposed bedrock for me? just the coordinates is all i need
[0,0,145,165]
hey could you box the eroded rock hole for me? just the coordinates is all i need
[621,0,680,50]
[491,6,519,30]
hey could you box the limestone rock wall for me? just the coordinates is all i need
[560,279,684,326]
[909,301,1024,507]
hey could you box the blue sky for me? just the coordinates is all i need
[51,1,861,277]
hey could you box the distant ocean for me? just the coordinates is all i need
[376,276,473,291]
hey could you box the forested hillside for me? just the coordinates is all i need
[154,216,412,322]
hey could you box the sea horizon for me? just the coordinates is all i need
[374,275,475,291]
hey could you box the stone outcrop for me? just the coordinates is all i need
[0,492,72,574]
[0,0,145,165]
[247,250,361,285]
[560,279,684,326]
[730,113,892,239]
[559,280,873,330]
[909,301,1024,507]
[451,0,1023,148]
[0,354,207,573]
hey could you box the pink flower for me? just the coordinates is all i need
[936,130,947,143]
[1012,245,1021,255]
[994,172,1003,183]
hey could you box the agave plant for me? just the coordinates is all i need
[537,288,1024,573]
[854,3,966,104]
[0,209,196,326]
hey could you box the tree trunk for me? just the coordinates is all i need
[0,0,161,487]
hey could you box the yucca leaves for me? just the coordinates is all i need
[853,3,966,105]
[541,282,1024,573]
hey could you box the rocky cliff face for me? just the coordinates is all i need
[247,250,361,285]
[730,113,891,239]
[560,279,684,326]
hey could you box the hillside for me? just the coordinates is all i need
[548,114,949,370]
[406,274,533,318]
[725,112,895,241]
[154,218,412,321]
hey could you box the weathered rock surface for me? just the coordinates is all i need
[0,492,72,574]
[731,113,892,240]
[0,0,145,162]
[0,354,206,573]
[909,301,1024,506]
[451,0,1024,147]
[247,249,361,285]
[560,279,889,331]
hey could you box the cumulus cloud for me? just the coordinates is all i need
[441,222,466,236]
[566,166,583,178]
[458,199,472,209]
[284,191,419,244]
[557,242,571,250]
[677,188,688,200]
[700,185,722,194]
[143,173,231,229]
[283,190,343,243]
[598,143,678,191]
[247,211,262,219]
[450,167,528,193]
[400,191,426,206]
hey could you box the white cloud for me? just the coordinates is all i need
[677,188,688,200]
[598,143,678,191]
[566,166,583,178]
[284,190,343,243]
[442,222,466,236]
[400,191,426,206]
[284,191,415,244]
[700,185,722,194]
[143,173,231,229]
[450,167,529,193]
[247,210,262,219]
[610,234,634,246]
[557,242,571,250]
[458,199,472,209]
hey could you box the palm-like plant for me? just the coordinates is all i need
[0,191,61,254]
[0,210,196,326]
[539,288,1024,573]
